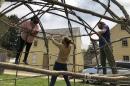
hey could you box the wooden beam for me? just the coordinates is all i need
[0,62,128,81]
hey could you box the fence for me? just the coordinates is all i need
[0,52,7,74]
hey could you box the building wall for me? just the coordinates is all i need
[20,38,45,68]
[111,24,130,61]
[48,37,83,72]
[75,36,83,71]
[20,28,83,72]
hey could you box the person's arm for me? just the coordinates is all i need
[51,36,62,47]
[98,29,107,35]
[88,30,106,36]
[20,21,29,33]
[88,32,95,36]
[31,25,40,36]
[91,27,107,41]
[88,25,107,36]
[91,38,99,41]
[70,41,76,49]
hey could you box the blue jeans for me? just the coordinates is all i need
[50,62,71,86]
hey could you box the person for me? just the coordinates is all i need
[49,36,74,86]
[15,16,40,65]
[90,21,117,74]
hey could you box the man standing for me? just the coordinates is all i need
[15,16,40,65]
[91,21,117,74]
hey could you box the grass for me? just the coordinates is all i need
[0,74,93,86]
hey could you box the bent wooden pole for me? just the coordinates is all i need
[0,62,128,82]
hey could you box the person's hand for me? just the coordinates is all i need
[31,31,39,35]
[91,38,96,42]
[47,35,52,40]
[88,33,95,36]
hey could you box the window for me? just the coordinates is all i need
[122,39,128,46]
[123,56,129,62]
[121,24,127,30]
[34,40,38,46]
[32,53,37,64]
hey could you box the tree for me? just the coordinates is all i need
[0,14,10,49]
[0,0,4,7]
[8,15,20,50]
[83,41,99,68]
[0,14,20,51]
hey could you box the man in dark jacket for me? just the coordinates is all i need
[91,21,117,74]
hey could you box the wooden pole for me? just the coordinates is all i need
[0,62,128,82]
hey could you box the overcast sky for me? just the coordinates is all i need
[0,0,130,49]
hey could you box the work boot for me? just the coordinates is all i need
[23,60,29,65]
[14,60,19,64]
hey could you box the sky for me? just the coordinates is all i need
[0,0,130,49]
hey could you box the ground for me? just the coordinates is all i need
[0,70,95,86]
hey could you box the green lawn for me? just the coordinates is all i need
[0,74,93,86]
